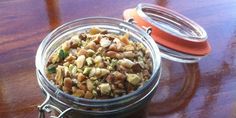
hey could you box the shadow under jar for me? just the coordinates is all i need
[35,17,161,118]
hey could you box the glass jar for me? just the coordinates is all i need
[124,3,211,63]
[35,17,161,118]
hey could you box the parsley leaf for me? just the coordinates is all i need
[59,49,69,60]
[47,64,56,73]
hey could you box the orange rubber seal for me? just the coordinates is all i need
[123,8,211,56]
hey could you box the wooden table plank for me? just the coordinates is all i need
[1,0,236,118]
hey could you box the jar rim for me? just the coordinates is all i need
[35,17,161,105]
[136,3,208,42]
[123,3,211,59]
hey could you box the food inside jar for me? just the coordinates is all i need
[46,27,152,99]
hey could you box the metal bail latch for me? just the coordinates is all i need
[142,26,152,35]
[126,18,152,35]
[37,92,73,118]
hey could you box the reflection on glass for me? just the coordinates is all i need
[156,0,168,7]
[148,60,200,115]
[44,0,61,30]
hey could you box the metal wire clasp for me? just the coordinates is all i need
[126,18,152,35]
[37,92,72,118]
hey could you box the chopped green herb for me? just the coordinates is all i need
[59,49,69,60]
[47,64,56,73]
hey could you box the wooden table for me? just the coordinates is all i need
[1,0,236,118]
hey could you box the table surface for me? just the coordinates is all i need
[1,0,236,118]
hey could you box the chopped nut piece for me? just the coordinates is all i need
[65,54,76,62]
[131,63,143,73]
[145,50,151,58]
[87,49,95,57]
[71,66,77,76]
[63,62,70,66]
[96,47,105,55]
[138,61,145,69]
[84,91,93,99]
[113,71,126,81]
[75,55,85,68]
[100,29,108,34]
[68,64,75,71]
[62,86,70,93]
[62,41,70,51]
[64,66,69,76]
[70,35,81,48]
[118,58,134,68]
[117,83,125,89]
[123,51,135,58]
[146,59,152,71]
[108,43,117,51]
[73,89,85,97]
[113,38,123,51]
[86,41,97,50]
[93,35,101,44]
[100,69,110,77]
[77,83,87,91]
[143,69,151,80]
[50,53,59,64]
[72,86,77,93]
[90,77,97,81]
[106,51,119,58]
[127,74,141,86]
[119,33,129,45]
[86,57,93,66]
[70,50,78,56]
[72,78,77,86]
[92,90,98,97]
[77,73,86,82]
[71,35,80,41]
[95,68,101,76]
[83,67,92,75]
[91,68,103,77]
[79,33,87,40]
[89,68,96,77]
[97,62,105,68]
[126,83,135,93]
[64,77,72,89]
[86,79,94,91]
[55,66,63,86]
[106,74,115,83]
[100,37,111,47]
[94,55,102,64]
[77,48,87,56]
[124,45,135,51]
[89,27,102,35]
[99,83,111,95]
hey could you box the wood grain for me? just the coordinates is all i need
[1,0,236,118]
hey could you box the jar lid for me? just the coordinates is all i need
[123,3,211,63]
